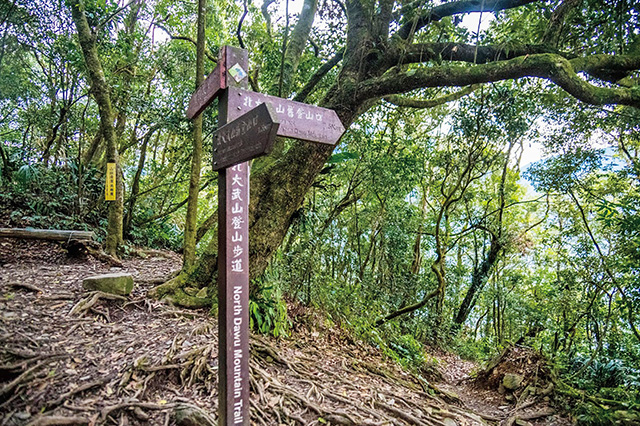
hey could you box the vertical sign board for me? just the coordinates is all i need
[217,46,251,426]
[218,160,250,425]
[186,45,345,426]
[105,162,116,201]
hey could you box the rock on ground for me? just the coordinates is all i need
[83,272,134,295]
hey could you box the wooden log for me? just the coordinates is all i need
[0,228,93,241]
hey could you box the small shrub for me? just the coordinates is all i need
[249,284,290,338]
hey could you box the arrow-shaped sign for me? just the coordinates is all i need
[212,103,280,171]
[186,63,225,120]
[227,87,345,145]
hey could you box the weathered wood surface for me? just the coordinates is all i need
[0,228,94,241]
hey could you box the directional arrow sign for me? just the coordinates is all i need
[212,103,280,171]
[227,87,345,145]
[186,63,225,119]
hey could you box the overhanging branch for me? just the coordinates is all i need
[383,84,480,108]
[358,53,640,108]
[390,43,635,86]
[395,42,563,66]
[395,0,539,40]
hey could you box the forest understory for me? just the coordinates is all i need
[0,240,571,426]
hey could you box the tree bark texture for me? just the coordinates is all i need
[453,234,502,328]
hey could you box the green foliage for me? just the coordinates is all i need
[574,401,618,426]
[127,219,183,251]
[249,281,290,338]
[387,334,429,369]
[570,357,629,391]
[525,148,603,193]
[1,161,105,233]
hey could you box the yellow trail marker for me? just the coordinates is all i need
[105,162,116,201]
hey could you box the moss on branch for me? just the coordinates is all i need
[383,84,481,108]
[358,53,640,108]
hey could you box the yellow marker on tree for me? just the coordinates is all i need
[105,162,116,201]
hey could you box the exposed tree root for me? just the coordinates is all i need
[501,407,556,426]
[100,401,177,422]
[0,355,67,399]
[2,251,570,426]
[25,415,90,426]
[9,282,43,293]
[82,243,122,267]
[45,376,113,409]
[243,337,489,425]
[68,291,127,316]
[148,273,210,308]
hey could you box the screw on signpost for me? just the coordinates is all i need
[187,45,345,426]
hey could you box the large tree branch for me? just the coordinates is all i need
[96,0,138,32]
[276,0,318,96]
[357,53,640,108]
[261,0,276,36]
[374,0,394,43]
[374,288,440,327]
[395,42,563,66]
[392,43,636,85]
[395,0,539,41]
[383,84,480,108]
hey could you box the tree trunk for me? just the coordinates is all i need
[83,132,102,165]
[0,142,11,179]
[271,0,318,96]
[41,106,69,166]
[124,130,149,235]
[453,234,502,329]
[69,0,123,256]
[182,0,206,271]
[196,209,217,244]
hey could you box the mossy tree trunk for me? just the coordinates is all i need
[182,0,207,271]
[69,0,122,257]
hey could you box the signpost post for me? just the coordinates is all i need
[187,45,345,426]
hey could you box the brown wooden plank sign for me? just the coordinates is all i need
[227,87,344,145]
[187,45,345,426]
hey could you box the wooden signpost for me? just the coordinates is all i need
[187,45,345,426]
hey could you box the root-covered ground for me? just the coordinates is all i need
[0,240,571,425]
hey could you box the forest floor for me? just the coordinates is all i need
[0,240,572,426]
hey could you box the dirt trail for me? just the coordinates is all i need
[0,240,567,425]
